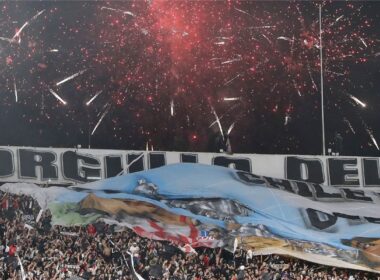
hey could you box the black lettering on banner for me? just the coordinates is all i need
[180,153,198,163]
[0,148,14,177]
[148,152,166,169]
[341,188,373,202]
[104,156,123,178]
[285,156,324,184]
[62,151,101,183]
[365,217,380,224]
[306,208,337,230]
[235,171,266,185]
[328,158,359,186]
[127,153,145,173]
[333,212,360,220]
[213,156,251,172]
[362,158,380,186]
[264,177,295,193]
[19,149,58,180]
[310,183,344,201]
[292,181,313,198]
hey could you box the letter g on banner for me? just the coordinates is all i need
[62,151,101,183]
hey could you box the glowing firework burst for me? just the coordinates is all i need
[0,1,378,155]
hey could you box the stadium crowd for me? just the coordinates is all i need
[0,191,379,280]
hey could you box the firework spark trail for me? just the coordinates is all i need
[86,90,103,106]
[216,36,233,40]
[100,6,135,17]
[343,118,356,134]
[227,122,235,135]
[261,34,272,44]
[221,55,242,65]
[48,88,67,105]
[284,114,291,126]
[56,69,87,86]
[214,36,232,45]
[329,15,344,27]
[349,95,367,108]
[290,35,295,55]
[12,10,45,41]
[224,73,241,86]
[97,102,110,117]
[336,15,344,22]
[292,80,301,96]
[211,106,224,139]
[208,104,239,129]
[307,63,318,90]
[367,129,379,150]
[13,77,18,102]
[270,83,278,93]
[170,99,174,116]
[117,152,144,176]
[91,104,111,135]
[234,7,253,17]
[359,37,368,48]
[325,70,345,76]
[223,97,241,101]
[13,22,29,41]
[249,25,276,29]
[277,36,294,42]
[360,118,379,150]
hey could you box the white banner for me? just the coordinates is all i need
[0,146,379,189]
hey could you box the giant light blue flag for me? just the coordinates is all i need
[3,163,380,272]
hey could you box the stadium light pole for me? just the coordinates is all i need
[88,124,91,148]
[87,107,91,149]
[319,4,326,156]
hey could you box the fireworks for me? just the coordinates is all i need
[56,69,87,86]
[13,77,17,103]
[100,6,135,17]
[86,90,103,106]
[0,1,378,155]
[6,9,46,44]
[48,88,67,105]
[170,99,174,117]
[91,104,111,135]
[223,97,241,101]
[349,95,367,108]
[367,129,379,151]
[211,106,224,139]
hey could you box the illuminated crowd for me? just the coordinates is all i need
[0,191,379,280]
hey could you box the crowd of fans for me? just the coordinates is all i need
[0,191,379,280]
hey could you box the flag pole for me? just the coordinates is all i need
[319,4,326,156]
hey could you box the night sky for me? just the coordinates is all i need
[0,1,379,156]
